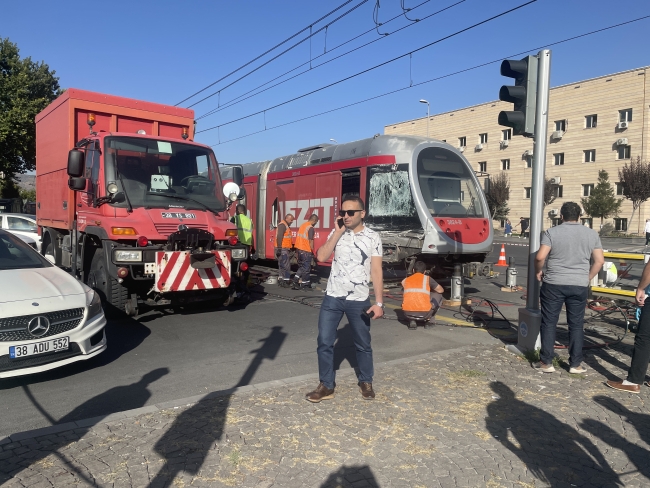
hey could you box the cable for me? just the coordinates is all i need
[207,13,650,146]
[186,0,370,109]
[176,0,358,106]
[196,0,536,134]
[197,0,460,121]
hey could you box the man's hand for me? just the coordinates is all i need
[366,304,384,320]
[636,288,646,306]
[536,270,544,282]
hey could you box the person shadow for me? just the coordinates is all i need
[148,325,287,488]
[320,464,379,487]
[485,382,622,487]
[580,395,650,482]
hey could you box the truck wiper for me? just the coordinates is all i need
[117,171,133,213]
[146,192,217,214]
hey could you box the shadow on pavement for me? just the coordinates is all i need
[485,382,622,487]
[148,325,286,487]
[580,396,650,482]
[320,465,379,487]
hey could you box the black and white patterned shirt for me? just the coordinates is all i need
[326,226,382,301]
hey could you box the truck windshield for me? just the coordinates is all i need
[416,147,486,218]
[105,137,226,212]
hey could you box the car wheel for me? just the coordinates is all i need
[87,248,129,318]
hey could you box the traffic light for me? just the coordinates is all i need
[498,55,538,137]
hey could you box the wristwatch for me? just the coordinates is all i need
[376,302,384,309]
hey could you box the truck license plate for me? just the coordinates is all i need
[10,337,69,359]
[162,212,196,219]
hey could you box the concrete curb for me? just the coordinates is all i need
[0,343,482,446]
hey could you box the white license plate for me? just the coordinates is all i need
[10,337,70,359]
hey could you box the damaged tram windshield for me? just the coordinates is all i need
[417,147,485,218]
[105,137,226,212]
[365,165,419,231]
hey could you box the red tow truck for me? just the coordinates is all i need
[35,89,247,316]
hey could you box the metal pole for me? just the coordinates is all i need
[525,49,551,311]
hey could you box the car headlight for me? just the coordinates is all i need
[114,250,142,262]
[231,248,247,260]
[85,286,103,319]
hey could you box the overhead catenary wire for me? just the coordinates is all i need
[175,0,358,106]
[197,0,461,121]
[186,0,370,109]
[207,13,650,146]
[197,0,537,135]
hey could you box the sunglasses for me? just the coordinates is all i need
[339,209,363,217]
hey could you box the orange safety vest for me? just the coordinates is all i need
[402,273,431,312]
[295,222,314,252]
[278,220,293,248]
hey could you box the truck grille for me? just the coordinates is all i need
[154,223,209,235]
[0,308,84,342]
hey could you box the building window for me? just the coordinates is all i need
[555,185,563,198]
[501,159,510,170]
[478,161,487,172]
[526,157,532,168]
[479,133,488,144]
[617,145,631,160]
[585,114,597,128]
[581,218,592,228]
[584,149,596,163]
[502,129,511,141]
[552,218,562,227]
[616,182,625,195]
[554,153,564,166]
[583,184,594,197]
[554,120,566,132]
[524,187,531,199]
[614,218,628,232]
[619,109,633,123]
[459,136,466,147]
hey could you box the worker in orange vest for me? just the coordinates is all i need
[293,214,319,290]
[401,261,444,330]
[276,213,294,287]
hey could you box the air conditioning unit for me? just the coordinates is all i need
[616,138,629,146]
[459,146,465,153]
[618,121,628,130]
[475,144,483,151]
[523,149,533,157]
[551,130,564,140]
[549,177,561,185]
[549,209,559,216]
[500,140,509,148]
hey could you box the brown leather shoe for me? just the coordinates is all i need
[359,382,375,400]
[306,382,335,403]
[606,380,640,393]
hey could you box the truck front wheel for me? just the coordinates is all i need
[87,248,129,317]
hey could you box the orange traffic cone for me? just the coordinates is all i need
[495,244,508,267]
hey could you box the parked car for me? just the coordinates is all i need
[13,233,38,250]
[0,213,41,252]
[0,230,107,379]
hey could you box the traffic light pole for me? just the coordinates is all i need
[511,49,552,353]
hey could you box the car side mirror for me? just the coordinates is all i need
[67,149,85,177]
[68,177,86,191]
[231,165,243,186]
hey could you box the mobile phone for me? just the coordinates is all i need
[364,310,375,318]
[336,217,344,229]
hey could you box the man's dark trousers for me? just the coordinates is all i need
[317,295,373,389]
[279,249,291,281]
[628,300,650,384]
[296,250,312,284]
[540,283,588,367]
[646,232,650,246]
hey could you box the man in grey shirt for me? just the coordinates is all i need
[534,202,604,374]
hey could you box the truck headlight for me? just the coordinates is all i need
[114,250,142,262]
[84,286,103,320]
[231,248,247,260]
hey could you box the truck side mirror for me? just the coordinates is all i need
[68,177,86,191]
[67,149,85,177]
[238,187,246,201]
[231,166,243,186]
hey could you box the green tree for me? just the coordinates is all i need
[486,172,510,220]
[0,177,20,198]
[581,170,623,228]
[1,38,61,179]
[19,187,36,201]
[618,156,650,234]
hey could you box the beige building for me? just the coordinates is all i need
[385,66,650,234]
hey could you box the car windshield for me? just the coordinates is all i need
[417,147,487,218]
[105,137,227,212]
[0,232,51,270]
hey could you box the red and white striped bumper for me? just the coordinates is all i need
[155,251,231,292]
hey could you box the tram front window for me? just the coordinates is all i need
[417,147,485,218]
[365,165,419,231]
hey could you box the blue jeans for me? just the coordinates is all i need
[317,295,373,389]
[628,299,650,384]
[540,282,588,367]
[278,249,291,280]
[295,250,312,283]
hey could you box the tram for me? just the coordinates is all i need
[221,134,493,272]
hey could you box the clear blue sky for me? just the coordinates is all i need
[2,0,649,164]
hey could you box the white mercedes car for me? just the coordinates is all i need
[0,213,41,252]
[0,230,107,379]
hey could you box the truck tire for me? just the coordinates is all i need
[43,241,56,264]
[87,248,129,318]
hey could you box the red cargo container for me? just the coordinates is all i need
[35,89,247,316]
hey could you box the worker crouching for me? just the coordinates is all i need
[293,214,319,291]
[401,261,444,330]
